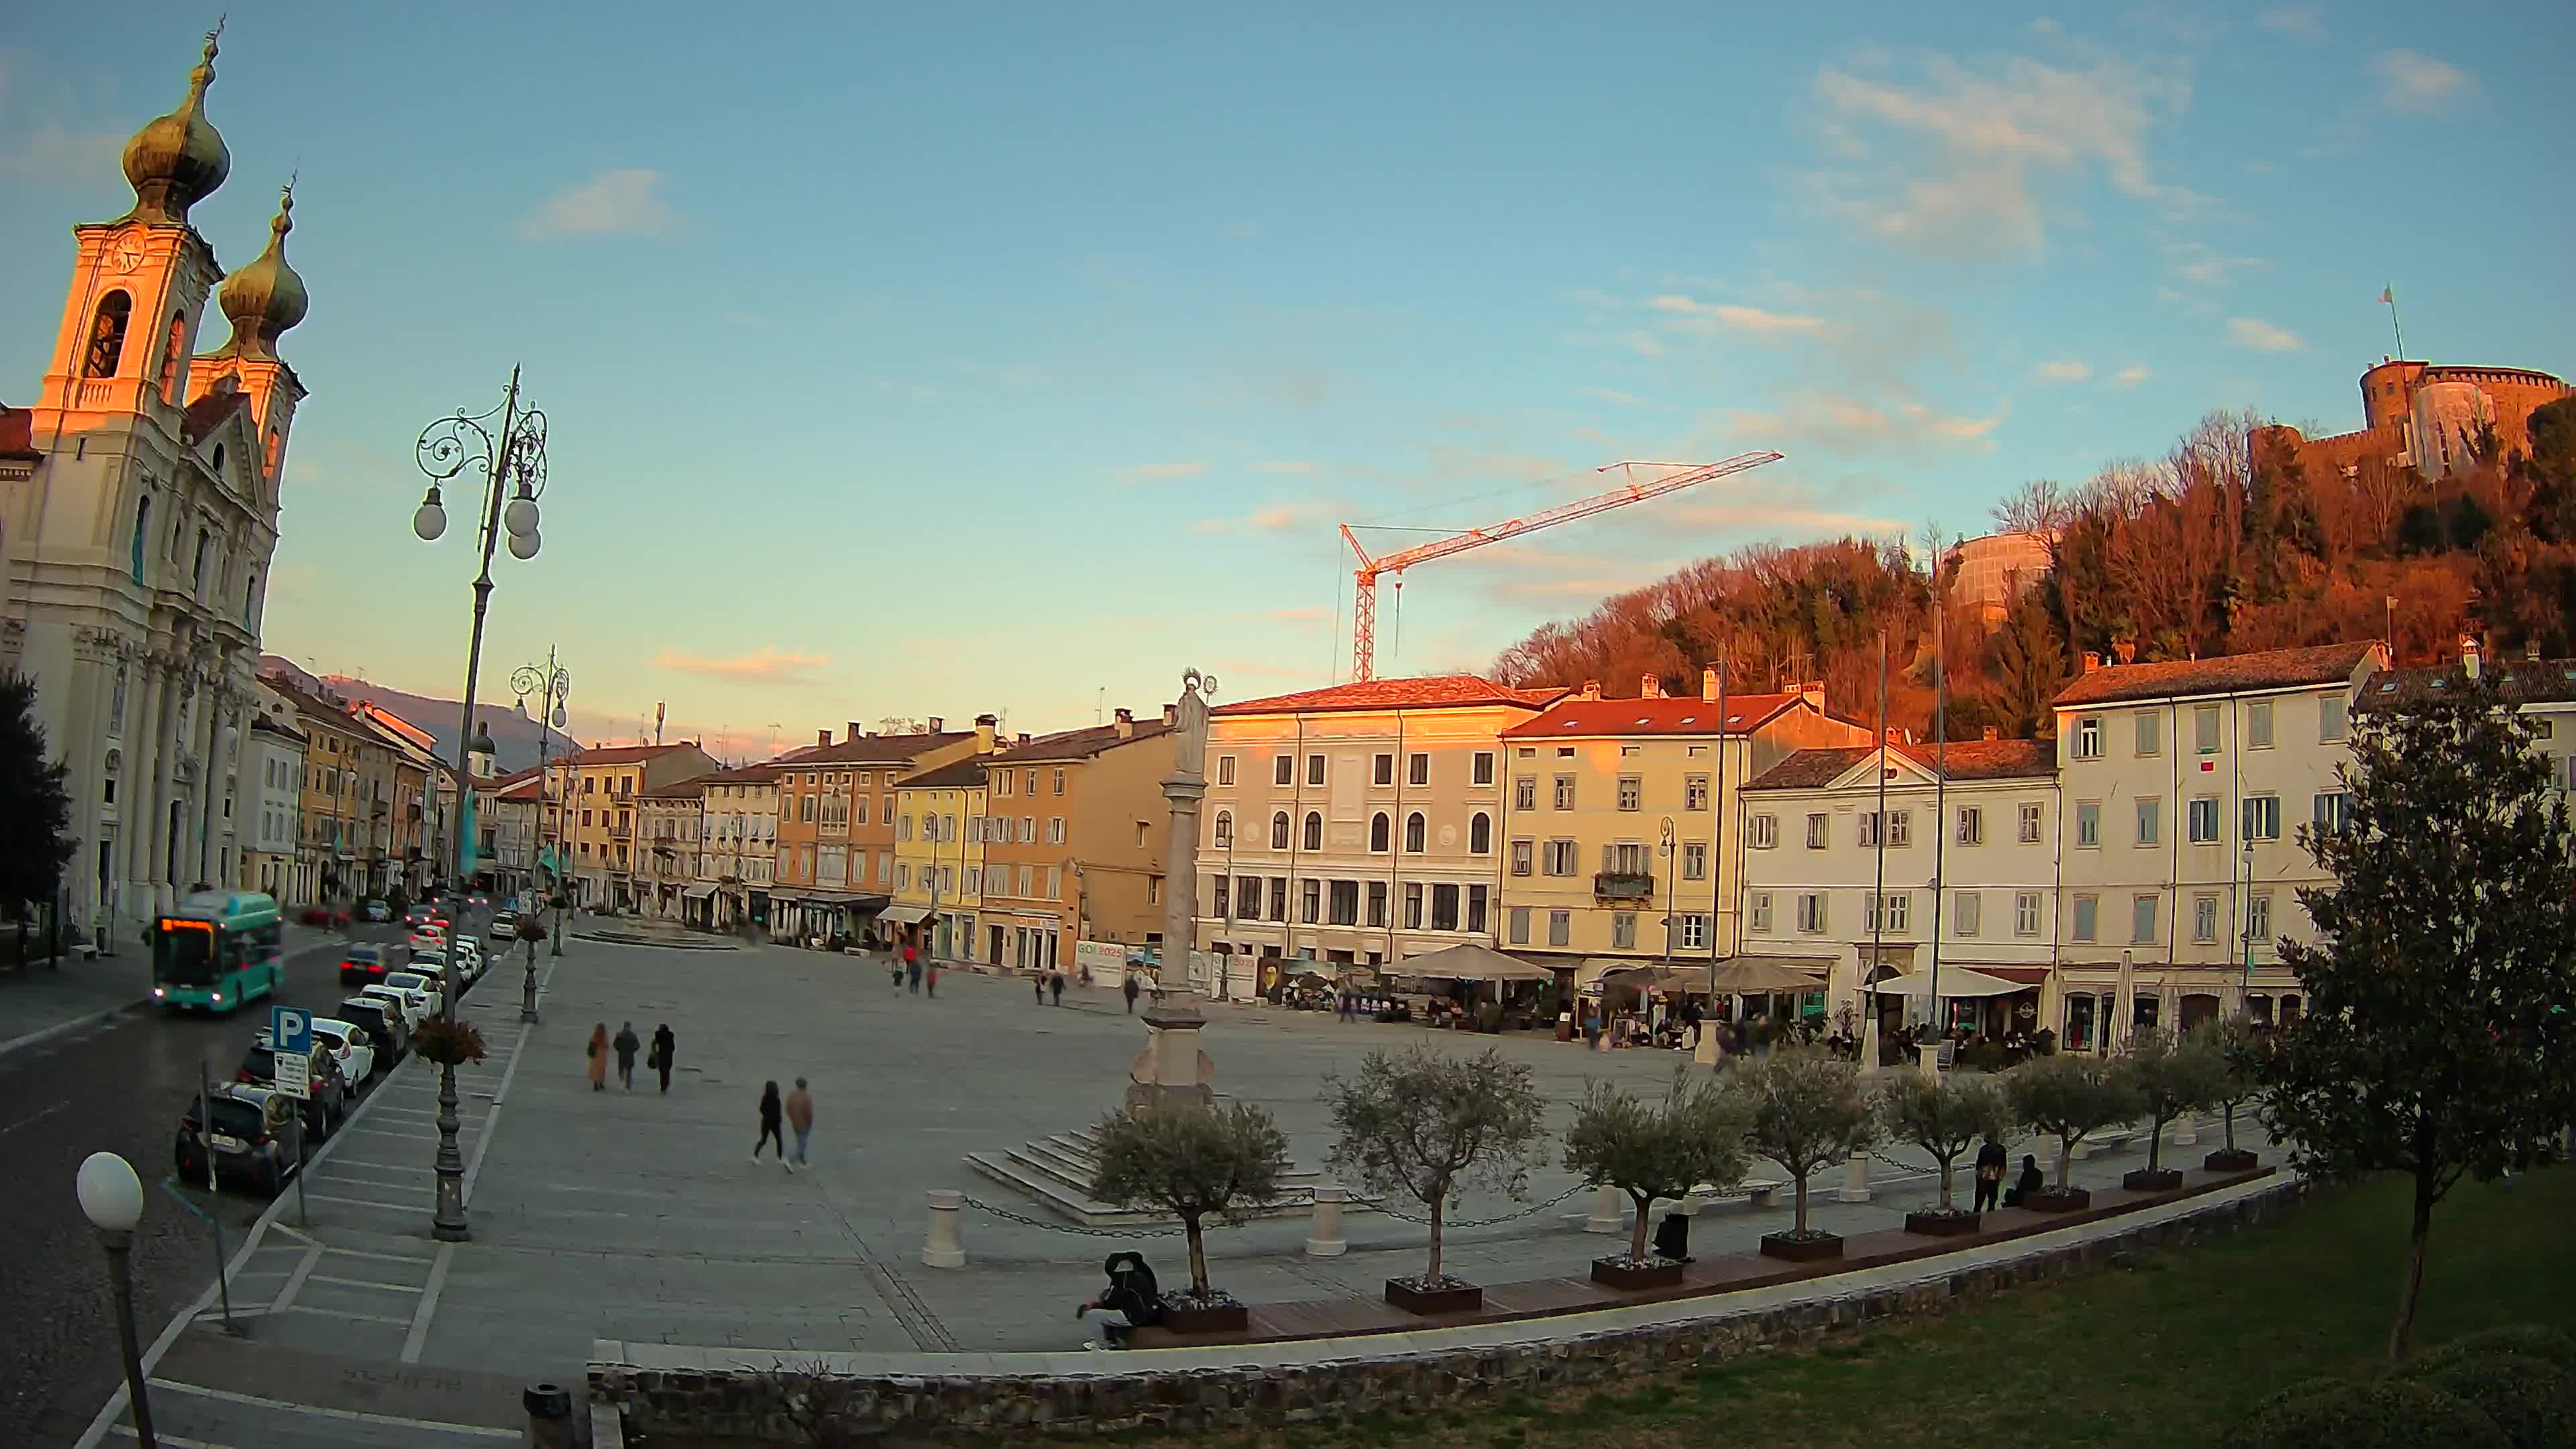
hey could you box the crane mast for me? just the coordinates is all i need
[1342,452,1784,682]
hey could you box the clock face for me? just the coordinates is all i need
[111,234,145,274]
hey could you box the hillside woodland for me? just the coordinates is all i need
[1491,398,2576,741]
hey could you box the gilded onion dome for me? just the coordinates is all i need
[121,25,231,225]
[213,183,308,358]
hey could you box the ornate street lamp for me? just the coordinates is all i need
[77,1151,154,1447]
[513,652,572,1014]
[412,367,549,1244]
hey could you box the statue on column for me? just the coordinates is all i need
[1170,667,1216,780]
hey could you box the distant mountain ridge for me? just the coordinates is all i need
[259,656,577,774]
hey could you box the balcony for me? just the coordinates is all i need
[610,825,633,841]
[1593,871,1654,903]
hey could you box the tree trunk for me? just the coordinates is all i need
[1425,1199,1446,1284]
[2222,1102,2238,1151]
[2055,1137,2074,1189]
[2390,1166,2436,1362]
[1792,1173,1810,1233]
[1185,1215,1211,1298]
[1629,1191,1653,1260]
[1936,1155,1955,1211]
[2147,1113,2166,1172]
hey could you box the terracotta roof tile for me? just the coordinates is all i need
[568,743,700,765]
[1744,738,2056,792]
[698,763,782,786]
[991,720,1173,762]
[1214,675,1565,717]
[1499,692,1804,739]
[2357,658,2576,710]
[2051,642,2382,708]
[778,731,975,766]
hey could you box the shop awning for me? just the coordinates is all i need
[1704,955,1834,994]
[1871,966,2027,998]
[1953,964,2050,985]
[802,891,886,908]
[681,882,718,901]
[1395,943,1555,982]
[1586,962,1701,994]
[878,904,934,925]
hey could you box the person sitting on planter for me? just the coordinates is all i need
[1075,1251,1163,1350]
[1652,1208,1695,1265]
[2002,1154,2043,1208]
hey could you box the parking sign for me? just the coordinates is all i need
[270,1006,313,1099]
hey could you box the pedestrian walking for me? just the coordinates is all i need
[784,1077,815,1169]
[926,962,938,998]
[612,1022,641,1091]
[1035,971,1046,1005]
[1123,973,1140,1014]
[1973,1133,2008,1213]
[753,1081,786,1163]
[1049,970,1065,1006]
[890,947,904,991]
[906,946,922,994]
[650,1023,677,1094]
[586,1022,609,1091]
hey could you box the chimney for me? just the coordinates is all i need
[2528,639,2543,663]
[1701,666,1719,702]
[974,712,998,751]
[1640,673,1663,699]
[817,729,832,748]
[1114,706,1135,740]
[847,721,863,741]
[2083,651,2102,674]
[1017,732,1032,745]
[2461,634,2481,680]
[1580,679,1601,701]
[1982,725,2000,741]
[2112,637,2137,665]
[927,716,945,733]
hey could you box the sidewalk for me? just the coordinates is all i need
[0,920,333,1059]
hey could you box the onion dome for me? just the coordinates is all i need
[213,184,307,359]
[120,25,231,225]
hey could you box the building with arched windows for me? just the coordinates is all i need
[0,28,312,941]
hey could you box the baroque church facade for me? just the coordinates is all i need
[1,27,311,940]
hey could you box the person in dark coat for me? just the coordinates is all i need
[650,1024,676,1094]
[1123,973,1142,1014]
[1050,970,1065,1006]
[907,947,922,994]
[753,1081,786,1164]
[612,1022,641,1091]
[1075,1251,1162,1349]
[1034,971,1046,1004]
[2003,1153,2044,1208]
[1973,1134,2008,1212]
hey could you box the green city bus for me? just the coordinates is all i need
[151,891,285,1013]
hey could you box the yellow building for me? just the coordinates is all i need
[545,742,718,912]
[888,757,987,959]
[1495,672,1870,982]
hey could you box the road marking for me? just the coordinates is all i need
[321,1244,433,1265]
[311,1157,422,1173]
[111,1428,236,1448]
[307,1192,426,1213]
[278,1302,417,1328]
[0,1098,70,1137]
[309,1273,423,1293]
[268,1245,321,1313]
[144,1379,519,1437]
[402,1240,455,1362]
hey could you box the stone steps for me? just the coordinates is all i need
[965,1124,1358,1228]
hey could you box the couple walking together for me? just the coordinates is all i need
[587,1021,677,1092]
[754,1077,817,1169]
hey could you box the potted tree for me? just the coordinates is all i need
[2203,1017,2267,1173]
[2004,1053,2142,1211]
[2119,1026,2230,1191]
[1088,1102,1289,1334]
[1876,1068,2012,1236]
[1728,1046,1877,1261]
[1327,1046,1549,1314]
[1563,1069,1750,1287]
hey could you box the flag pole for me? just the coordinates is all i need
[2381,286,2406,358]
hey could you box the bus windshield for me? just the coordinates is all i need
[154,924,217,985]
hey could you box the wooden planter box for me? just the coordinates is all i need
[1904,1209,1982,1237]
[2022,1186,2092,1213]
[2204,1148,2261,1173]
[1158,1299,1250,1335]
[1384,1278,1483,1316]
[1758,1231,1845,1263]
[2123,1168,2185,1193]
[1590,1256,1686,1290]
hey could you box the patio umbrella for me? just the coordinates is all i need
[2114,951,2135,1052]
[1398,943,1556,982]
[1703,955,1831,995]
[1869,965,2026,998]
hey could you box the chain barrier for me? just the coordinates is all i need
[1368,1180,1589,1230]
[957,1195,1187,1240]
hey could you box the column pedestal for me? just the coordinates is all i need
[1584,1184,1625,1234]
[1837,1150,1874,1203]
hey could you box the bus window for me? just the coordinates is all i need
[154,924,217,985]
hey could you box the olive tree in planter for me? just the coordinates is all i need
[1562,1068,1750,1287]
[1326,1045,1548,1315]
[2203,1016,2268,1173]
[2119,1026,2231,1191]
[1875,1067,2012,1236]
[1727,1046,1877,1262]
[1088,1102,1291,1333]
[2004,1052,2142,1211]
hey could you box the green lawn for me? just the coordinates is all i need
[1083,1168,2576,1449]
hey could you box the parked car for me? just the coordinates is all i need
[451,937,485,982]
[404,903,435,928]
[491,917,517,942]
[362,981,433,1032]
[307,1017,376,1085]
[362,898,393,922]
[336,998,408,1069]
[236,1038,348,1135]
[175,1087,299,1195]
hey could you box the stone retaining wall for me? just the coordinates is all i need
[594,1179,2307,1442]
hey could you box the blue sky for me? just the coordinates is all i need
[7,3,2569,759]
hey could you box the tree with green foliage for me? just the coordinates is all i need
[1874,1069,2011,1213]
[2122,1026,2231,1174]
[1726,1046,1877,1236]
[2259,667,2576,1362]
[2007,1053,2143,1191]
[0,672,75,962]
[1562,1068,1750,1263]
[1326,1046,1549,1287]
[1090,1102,1291,1301]
[2204,1016,2270,1158]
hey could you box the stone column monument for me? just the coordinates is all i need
[1128,668,1218,1112]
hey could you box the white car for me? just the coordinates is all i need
[491,917,517,942]
[451,937,485,982]
[362,980,434,1031]
[309,1018,378,1085]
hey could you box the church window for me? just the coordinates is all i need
[85,292,133,378]
[244,572,258,625]
[193,529,211,592]
[130,495,151,582]
[158,311,186,401]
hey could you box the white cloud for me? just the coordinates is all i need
[654,646,830,683]
[1577,386,1659,408]
[2108,364,2153,389]
[517,169,678,239]
[1191,500,1340,535]
[1650,294,1835,337]
[2259,7,2324,41]
[1252,460,1320,476]
[1116,461,1210,485]
[2377,51,2471,113]
[2033,360,2092,383]
[1672,501,1908,537]
[2165,241,2265,288]
[0,121,122,184]
[1705,390,2002,457]
[1807,52,2204,258]
[2227,317,2304,352]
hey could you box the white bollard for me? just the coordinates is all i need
[1916,1043,1943,1077]
[922,1189,967,1269]
[2176,1114,2198,1148]
[1304,1185,1348,1257]
[1837,1149,1874,1203]
[1584,1183,1626,1234]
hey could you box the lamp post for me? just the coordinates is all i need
[515,652,572,1002]
[77,1151,154,1448]
[1658,816,1677,969]
[413,367,550,1245]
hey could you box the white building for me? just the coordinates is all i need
[2049,641,2385,1049]
[241,708,304,902]
[1,32,309,939]
[1739,737,2061,1038]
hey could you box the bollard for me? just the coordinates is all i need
[2175,1114,2198,1148]
[522,1381,574,1449]
[1583,1183,1625,1234]
[1837,1149,1873,1203]
[1304,1185,1348,1257]
[922,1189,967,1269]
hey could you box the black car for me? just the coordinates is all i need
[335,998,409,1071]
[175,1089,298,1195]
[235,1042,347,1136]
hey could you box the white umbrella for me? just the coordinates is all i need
[1869,966,2025,998]
[2114,951,2135,1053]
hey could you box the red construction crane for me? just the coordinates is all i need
[1340,453,1784,682]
